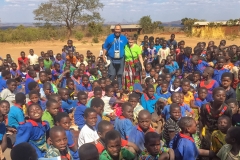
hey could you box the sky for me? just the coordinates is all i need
[0,0,240,23]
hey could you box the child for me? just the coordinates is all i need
[42,99,60,128]
[157,81,171,100]
[8,93,25,129]
[200,87,232,149]
[45,126,73,159]
[78,143,99,160]
[87,85,102,105]
[0,79,17,107]
[74,91,88,130]
[10,63,18,78]
[0,70,11,92]
[140,132,172,160]
[78,108,99,147]
[78,75,92,92]
[228,99,240,127]
[170,117,213,160]
[200,67,219,102]
[216,127,240,160]
[10,142,38,160]
[51,63,62,83]
[18,51,29,68]
[194,87,208,108]
[89,68,99,84]
[114,102,134,140]
[28,90,46,111]
[145,63,152,77]
[221,72,236,101]
[213,56,230,85]
[158,40,170,64]
[66,79,76,100]
[191,54,209,75]
[190,71,201,90]
[15,104,50,158]
[25,70,36,94]
[162,103,181,147]
[99,130,135,160]
[71,69,81,91]
[140,84,158,114]
[165,55,179,78]
[169,78,181,94]
[211,115,231,154]
[54,53,65,70]
[128,110,154,151]
[40,82,52,100]
[43,53,53,70]
[59,88,77,113]
[181,79,194,106]
[90,97,104,128]
[128,93,144,123]
[55,112,79,160]
[156,75,165,94]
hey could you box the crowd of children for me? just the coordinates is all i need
[0,36,239,160]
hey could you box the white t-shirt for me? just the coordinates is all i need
[0,88,15,107]
[78,124,99,147]
[76,61,88,68]
[28,54,39,65]
[158,47,170,63]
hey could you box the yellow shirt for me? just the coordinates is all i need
[183,91,194,106]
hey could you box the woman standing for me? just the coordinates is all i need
[123,36,145,91]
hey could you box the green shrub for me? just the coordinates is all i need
[92,37,99,43]
[75,31,84,41]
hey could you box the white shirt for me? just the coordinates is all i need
[0,88,15,107]
[28,54,39,65]
[78,124,99,148]
[76,61,88,68]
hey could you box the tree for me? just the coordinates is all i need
[139,16,162,34]
[33,0,104,37]
[88,22,102,43]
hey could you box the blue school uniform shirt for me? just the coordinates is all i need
[165,61,179,74]
[0,79,7,92]
[25,77,35,94]
[54,59,65,70]
[169,133,198,160]
[96,115,102,130]
[15,120,50,158]
[154,44,162,52]
[51,69,63,81]
[140,93,159,114]
[194,98,208,108]
[65,130,79,160]
[182,55,192,73]
[193,60,209,75]
[199,80,219,102]
[71,76,82,91]
[62,52,67,61]
[10,69,18,77]
[0,123,6,141]
[78,83,92,92]
[61,99,77,113]
[8,105,25,129]
[128,125,155,151]
[162,104,192,120]
[74,103,87,129]
[114,116,134,140]
[213,68,230,85]
[157,89,171,100]
[60,77,67,88]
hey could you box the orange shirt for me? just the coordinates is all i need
[223,63,234,70]
[66,56,77,66]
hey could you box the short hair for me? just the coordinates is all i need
[218,115,231,125]
[94,86,102,93]
[29,90,40,98]
[49,126,65,138]
[161,81,169,86]
[84,108,96,118]
[193,71,201,76]
[11,142,37,160]
[39,71,46,76]
[97,120,112,133]
[198,87,208,93]
[28,70,35,77]
[158,74,166,80]
[111,80,118,86]
[217,56,225,62]
[121,102,132,111]
[89,68,97,75]
[178,117,195,131]
[66,78,74,85]
[77,91,87,98]
[228,126,240,144]
[226,98,238,106]
[146,84,154,91]
[212,87,225,96]
[82,74,89,80]
[105,130,121,145]
[6,79,16,85]
[2,70,10,77]
[105,85,113,92]
[28,81,38,91]
[46,99,58,109]
[27,104,42,115]
[170,103,180,112]
[15,93,26,104]
[43,82,51,89]
[45,68,51,75]
[78,143,99,160]
[181,79,191,85]
[144,132,160,144]
[221,72,233,80]
[54,63,60,67]
[90,98,104,108]
[129,93,140,100]
[0,100,10,106]
[55,112,69,123]
[48,94,60,100]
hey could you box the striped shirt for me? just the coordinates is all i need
[162,117,180,146]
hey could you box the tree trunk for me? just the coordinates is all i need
[67,27,72,39]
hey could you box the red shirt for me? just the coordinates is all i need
[18,57,29,68]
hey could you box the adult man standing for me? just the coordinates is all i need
[103,25,128,89]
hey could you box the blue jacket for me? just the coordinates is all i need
[114,116,134,140]
[74,104,87,129]
[140,93,159,114]
[213,68,229,85]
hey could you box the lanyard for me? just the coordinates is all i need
[114,37,121,52]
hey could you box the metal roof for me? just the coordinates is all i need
[110,24,142,29]
[194,21,240,26]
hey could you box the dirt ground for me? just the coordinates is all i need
[1,33,240,159]
[1,34,240,61]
